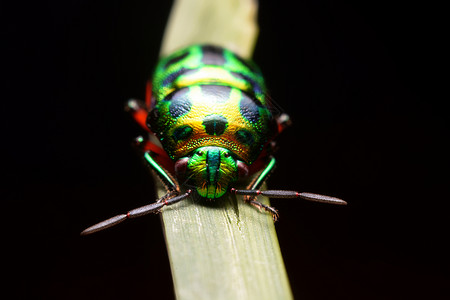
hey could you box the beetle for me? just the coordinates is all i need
[81,45,346,235]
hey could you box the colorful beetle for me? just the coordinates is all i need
[81,45,346,235]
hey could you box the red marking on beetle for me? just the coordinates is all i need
[140,140,174,172]
[145,80,152,108]
[277,123,284,134]
[134,110,150,132]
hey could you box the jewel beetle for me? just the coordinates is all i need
[81,45,346,235]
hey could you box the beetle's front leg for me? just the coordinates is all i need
[81,152,185,235]
[143,151,179,194]
[81,190,192,235]
[246,198,279,221]
[232,155,347,219]
[234,157,280,221]
[126,98,151,132]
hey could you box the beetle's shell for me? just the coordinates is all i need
[148,45,277,164]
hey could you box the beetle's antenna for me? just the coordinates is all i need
[81,190,192,235]
[231,189,347,205]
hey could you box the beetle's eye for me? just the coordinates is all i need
[237,160,249,178]
[224,152,230,158]
[197,150,203,156]
[174,157,189,175]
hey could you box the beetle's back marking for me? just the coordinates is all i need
[149,45,277,164]
[153,45,266,104]
[202,114,228,136]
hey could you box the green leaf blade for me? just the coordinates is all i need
[157,182,293,300]
[160,0,259,59]
[154,0,293,298]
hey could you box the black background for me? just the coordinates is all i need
[3,0,449,299]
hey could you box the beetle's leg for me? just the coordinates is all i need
[237,157,280,220]
[133,135,174,172]
[233,189,346,205]
[143,151,179,194]
[246,199,279,221]
[125,98,151,132]
[232,157,347,220]
[246,157,277,192]
[144,80,153,108]
[125,81,154,132]
[133,136,177,192]
[81,190,192,235]
[81,148,184,235]
[276,113,291,134]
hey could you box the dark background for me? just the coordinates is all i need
[3,0,448,299]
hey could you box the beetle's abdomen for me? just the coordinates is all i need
[148,45,276,164]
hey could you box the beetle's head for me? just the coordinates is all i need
[174,146,249,199]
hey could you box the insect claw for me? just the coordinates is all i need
[268,208,279,222]
[272,212,279,222]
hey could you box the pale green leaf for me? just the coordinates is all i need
[160,0,259,59]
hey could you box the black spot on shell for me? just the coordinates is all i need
[168,90,192,118]
[164,51,189,69]
[245,91,263,107]
[202,115,228,136]
[162,67,190,86]
[172,126,193,142]
[240,94,261,123]
[201,45,226,65]
[231,71,263,95]
[164,87,189,101]
[177,68,199,79]
[235,130,254,145]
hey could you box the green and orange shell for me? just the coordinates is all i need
[147,45,277,164]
